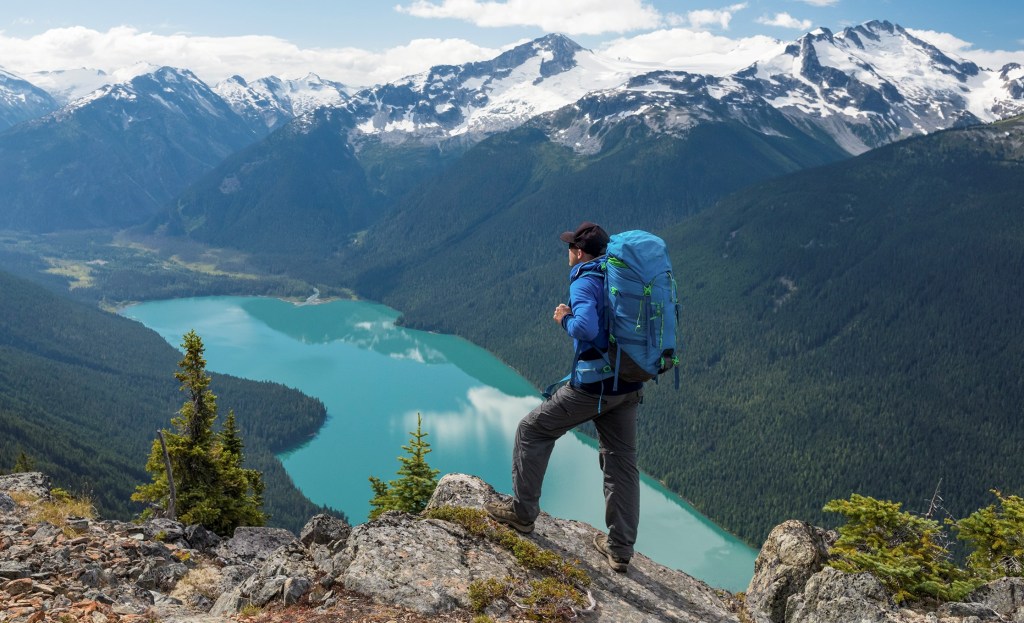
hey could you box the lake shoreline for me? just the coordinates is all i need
[124,295,757,592]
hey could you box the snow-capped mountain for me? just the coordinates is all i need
[214,73,350,134]
[329,22,1023,155]
[340,34,659,144]
[536,21,1024,155]
[0,68,58,132]
[0,66,257,231]
[731,20,1024,153]
[534,70,793,155]
[24,64,159,105]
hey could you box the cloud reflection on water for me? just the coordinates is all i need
[404,386,541,448]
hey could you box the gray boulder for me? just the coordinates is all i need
[936,600,1001,620]
[142,518,185,543]
[0,472,51,499]
[745,519,834,623]
[968,577,1024,621]
[0,561,32,580]
[137,561,190,592]
[299,513,350,548]
[214,526,297,566]
[334,509,520,614]
[0,492,16,514]
[784,566,900,623]
[424,472,493,510]
[211,540,318,615]
[183,523,221,552]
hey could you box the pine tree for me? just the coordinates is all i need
[13,449,35,473]
[367,413,440,520]
[955,490,1024,580]
[216,409,267,529]
[133,330,266,534]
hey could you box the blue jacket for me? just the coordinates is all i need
[561,257,643,395]
[562,257,608,352]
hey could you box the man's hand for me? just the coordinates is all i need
[553,303,572,325]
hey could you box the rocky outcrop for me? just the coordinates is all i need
[0,472,51,499]
[221,473,742,622]
[744,512,1024,623]
[965,577,1024,621]
[5,471,1024,623]
[0,479,236,622]
[745,519,835,623]
[784,566,901,623]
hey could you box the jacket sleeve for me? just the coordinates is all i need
[563,275,602,344]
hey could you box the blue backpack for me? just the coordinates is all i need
[546,230,680,400]
[600,230,680,390]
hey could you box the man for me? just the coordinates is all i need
[486,221,644,572]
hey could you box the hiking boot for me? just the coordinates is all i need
[594,533,630,572]
[484,499,534,534]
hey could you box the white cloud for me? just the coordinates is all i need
[396,0,662,35]
[906,28,1024,70]
[905,28,972,53]
[796,0,838,6]
[600,28,783,75]
[757,13,813,30]
[685,3,748,30]
[0,26,499,87]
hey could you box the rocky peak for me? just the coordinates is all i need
[0,68,59,131]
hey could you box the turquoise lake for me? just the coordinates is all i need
[123,295,757,591]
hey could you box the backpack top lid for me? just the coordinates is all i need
[606,230,672,281]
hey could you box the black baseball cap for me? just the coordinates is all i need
[559,221,609,256]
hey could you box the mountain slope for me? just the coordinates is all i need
[0,68,58,131]
[154,107,380,256]
[0,268,336,532]
[341,116,1024,544]
[214,73,350,134]
[644,115,1024,541]
[0,67,257,232]
[342,111,847,314]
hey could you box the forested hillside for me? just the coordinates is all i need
[340,119,845,297]
[0,269,339,533]
[345,116,1024,543]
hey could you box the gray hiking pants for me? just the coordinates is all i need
[511,384,643,560]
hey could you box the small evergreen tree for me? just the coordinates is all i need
[13,449,35,473]
[133,330,266,534]
[955,490,1024,580]
[215,409,267,529]
[368,413,440,520]
[824,493,977,603]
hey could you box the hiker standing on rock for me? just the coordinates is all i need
[486,221,644,573]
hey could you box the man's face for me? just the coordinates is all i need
[568,245,584,267]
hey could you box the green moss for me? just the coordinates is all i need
[424,506,590,587]
[424,506,592,621]
[522,577,591,621]
[468,577,512,612]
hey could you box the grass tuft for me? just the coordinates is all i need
[24,488,96,536]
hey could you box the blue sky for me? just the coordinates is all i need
[2,1,1022,85]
